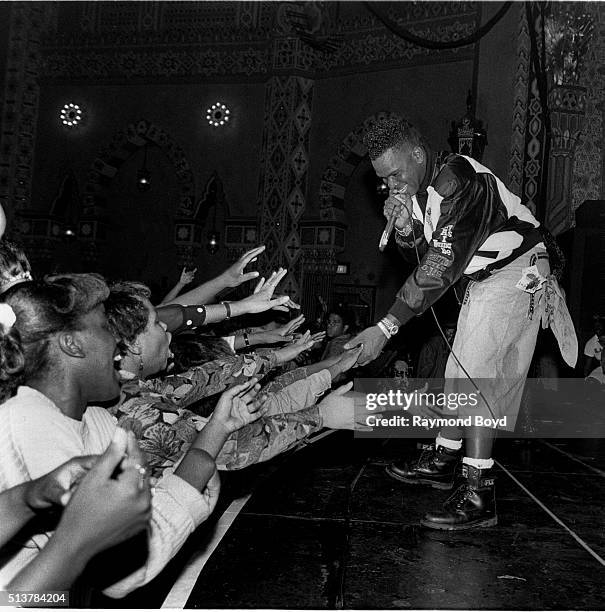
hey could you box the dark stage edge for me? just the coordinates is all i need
[177,433,605,610]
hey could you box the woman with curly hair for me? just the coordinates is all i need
[0,273,266,598]
[105,281,365,474]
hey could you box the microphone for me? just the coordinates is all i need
[378,189,409,252]
[378,214,396,252]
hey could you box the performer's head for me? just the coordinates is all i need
[363,118,428,197]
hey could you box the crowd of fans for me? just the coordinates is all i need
[0,212,371,600]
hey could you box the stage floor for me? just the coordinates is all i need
[106,428,605,610]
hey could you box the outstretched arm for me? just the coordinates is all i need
[165,246,264,306]
[159,267,197,306]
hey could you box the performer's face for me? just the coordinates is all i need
[372,145,426,196]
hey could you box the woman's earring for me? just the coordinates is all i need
[138,355,144,372]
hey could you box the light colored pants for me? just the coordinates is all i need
[444,246,549,430]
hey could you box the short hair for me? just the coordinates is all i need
[329,307,356,333]
[171,334,234,372]
[0,273,109,399]
[363,118,426,161]
[105,281,152,353]
[0,240,32,294]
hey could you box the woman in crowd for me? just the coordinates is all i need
[0,273,267,597]
[105,280,365,474]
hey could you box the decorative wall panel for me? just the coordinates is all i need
[571,5,605,215]
[257,75,313,301]
[39,2,479,82]
[508,6,530,195]
[0,3,52,233]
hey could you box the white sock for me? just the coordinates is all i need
[436,435,462,451]
[463,456,494,470]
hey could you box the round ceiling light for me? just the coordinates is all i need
[206,102,230,127]
[60,103,83,127]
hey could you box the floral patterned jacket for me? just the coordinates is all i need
[109,371,324,477]
[144,351,279,410]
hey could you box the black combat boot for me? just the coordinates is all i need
[421,463,497,530]
[385,443,461,490]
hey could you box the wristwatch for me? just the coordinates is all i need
[377,316,399,338]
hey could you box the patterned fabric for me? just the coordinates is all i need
[110,372,324,477]
[261,365,309,394]
[145,351,278,410]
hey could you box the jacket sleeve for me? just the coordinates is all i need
[157,352,278,408]
[215,406,324,470]
[394,218,428,263]
[262,370,331,416]
[388,156,502,325]
[261,365,309,394]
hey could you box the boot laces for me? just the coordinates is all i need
[448,483,472,510]
[416,447,436,470]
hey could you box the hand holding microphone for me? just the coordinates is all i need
[378,187,412,251]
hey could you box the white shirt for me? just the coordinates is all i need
[0,386,213,597]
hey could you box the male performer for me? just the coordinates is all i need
[346,117,551,530]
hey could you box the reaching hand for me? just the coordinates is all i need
[318,383,373,431]
[222,245,265,288]
[344,326,387,365]
[236,268,289,314]
[179,267,197,286]
[55,428,152,557]
[332,344,364,376]
[211,378,269,434]
[274,330,323,364]
[257,314,306,344]
[272,295,301,312]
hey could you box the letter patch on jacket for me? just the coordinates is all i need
[420,252,450,279]
[433,224,453,256]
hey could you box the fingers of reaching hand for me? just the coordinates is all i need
[240,271,260,283]
[225,377,258,400]
[284,314,305,335]
[310,331,325,344]
[240,245,265,266]
[253,277,266,294]
[264,268,287,291]
[294,330,311,346]
[267,295,289,309]
[238,379,261,405]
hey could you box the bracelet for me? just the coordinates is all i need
[376,321,391,339]
[243,332,250,347]
[395,223,413,237]
[221,301,231,320]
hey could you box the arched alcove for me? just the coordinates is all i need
[79,120,197,294]
[83,119,195,218]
